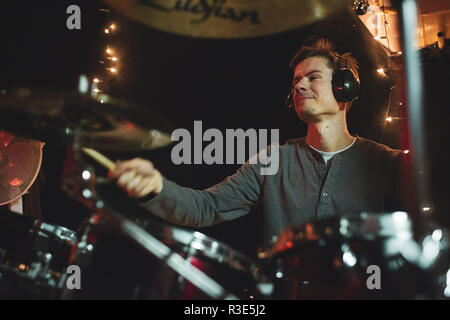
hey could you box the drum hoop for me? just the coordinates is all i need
[172,229,256,273]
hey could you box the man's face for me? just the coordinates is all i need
[292,56,342,123]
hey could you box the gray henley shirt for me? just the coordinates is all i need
[140,136,406,247]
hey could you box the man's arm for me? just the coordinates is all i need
[110,158,263,227]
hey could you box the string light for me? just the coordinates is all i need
[385,116,405,122]
[104,23,116,34]
[376,0,404,143]
[403,150,410,154]
[377,68,386,75]
[93,7,121,97]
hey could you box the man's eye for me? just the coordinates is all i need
[310,76,320,81]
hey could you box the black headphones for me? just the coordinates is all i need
[285,61,360,109]
[332,64,360,103]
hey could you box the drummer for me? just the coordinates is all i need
[110,38,407,247]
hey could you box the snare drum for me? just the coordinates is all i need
[62,214,257,299]
[0,212,77,298]
[259,212,437,299]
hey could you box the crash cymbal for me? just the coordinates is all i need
[0,89,173,151]
[101,0,349,39]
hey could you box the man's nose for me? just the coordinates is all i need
[295,78,309,92]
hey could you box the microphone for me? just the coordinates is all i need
[285,87,294,110]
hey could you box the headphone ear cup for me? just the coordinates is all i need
[332,68,360,103]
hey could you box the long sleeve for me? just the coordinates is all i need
[139,162,264,227]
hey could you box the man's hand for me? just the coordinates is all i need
[108,158,163,199]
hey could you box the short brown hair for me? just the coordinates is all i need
[289,38,359,81]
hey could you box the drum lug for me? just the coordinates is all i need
[28,251,52,280]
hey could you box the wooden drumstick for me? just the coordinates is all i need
[81,147,116,170]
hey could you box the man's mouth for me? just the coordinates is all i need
[297,95,314,101]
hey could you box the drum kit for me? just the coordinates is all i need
[0,88,447,300]
[0,0,449,300]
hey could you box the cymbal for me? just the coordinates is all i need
[0,89,173,151]
[101,0,349,39]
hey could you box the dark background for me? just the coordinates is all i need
[1,0,447,258]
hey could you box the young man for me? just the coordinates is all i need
[110,39,405,248]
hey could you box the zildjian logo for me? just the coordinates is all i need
[139,0,261,24]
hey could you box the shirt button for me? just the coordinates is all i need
[322,191,329,197]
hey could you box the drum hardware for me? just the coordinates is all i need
[0,87,255,299]
[134,217,259,299]
[63,136,245,300]
[0,212,78,299]
[258,213,449,299]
